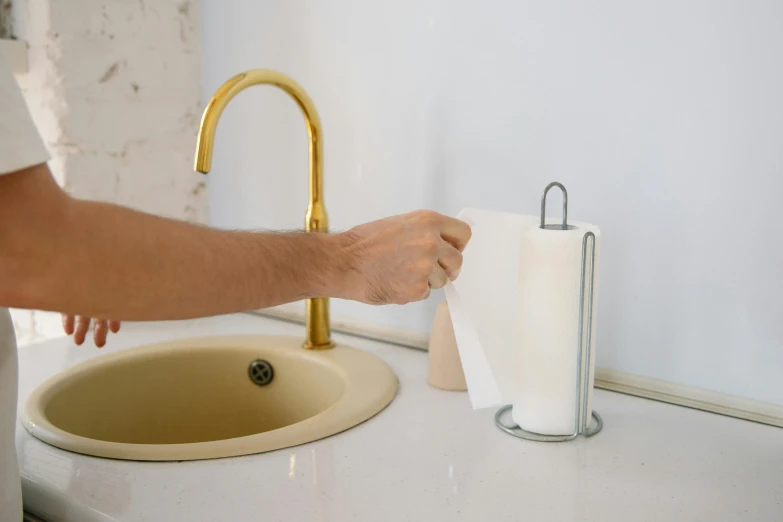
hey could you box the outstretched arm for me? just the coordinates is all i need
[0,164,470,343]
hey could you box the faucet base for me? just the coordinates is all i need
[302,340,337,350]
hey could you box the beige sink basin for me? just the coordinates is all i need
[21,335,397,461]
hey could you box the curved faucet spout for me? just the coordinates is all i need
[194,70,333,349]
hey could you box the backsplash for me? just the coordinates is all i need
[200,0,783,405]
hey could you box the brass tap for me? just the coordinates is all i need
[194,70,334,350]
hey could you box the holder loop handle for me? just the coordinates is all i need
[540,181,568,230]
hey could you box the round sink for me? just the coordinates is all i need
[21,335,398,461]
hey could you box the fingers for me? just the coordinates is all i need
[439,217,472,252]
[109,320,121,334]
[62,314,75,335]
[438,241,463,280]
[417,281,432,302]
[66,316,120,347]
[73,316,91,346]
[413,210,472,251]
[93,319,109,348]
[428,264,449,290]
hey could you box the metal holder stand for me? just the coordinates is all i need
[495,181,603,442]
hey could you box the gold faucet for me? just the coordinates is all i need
[194,70,334,350]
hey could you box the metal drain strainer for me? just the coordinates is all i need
[248,360,274,386]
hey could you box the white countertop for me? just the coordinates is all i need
[16,314,783,522]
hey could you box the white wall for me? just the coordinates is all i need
[200,0,783,406]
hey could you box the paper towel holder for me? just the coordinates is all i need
[495,182,603,442]
[540,181,578,231]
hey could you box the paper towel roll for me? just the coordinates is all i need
[511,223,600,436]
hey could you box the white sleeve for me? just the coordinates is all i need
[0,52,50,175]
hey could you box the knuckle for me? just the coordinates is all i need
[424,234,440,254]
[418,259,435,274]
[414,209,439,225]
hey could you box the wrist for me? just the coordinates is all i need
[315,232,358,299]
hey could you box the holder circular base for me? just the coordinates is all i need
[495,405,603,442]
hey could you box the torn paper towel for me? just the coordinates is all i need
[443,208,538,409]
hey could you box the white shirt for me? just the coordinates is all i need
[0,52,50,522]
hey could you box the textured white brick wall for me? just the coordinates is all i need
[9,0,206,345]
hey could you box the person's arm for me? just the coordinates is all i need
[0,164,470,340]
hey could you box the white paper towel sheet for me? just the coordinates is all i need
[445,208,600,436]
[444,209,538,409]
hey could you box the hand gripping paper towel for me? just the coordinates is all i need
[444,183,601,439]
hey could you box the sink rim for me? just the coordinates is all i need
[21,335,398,461]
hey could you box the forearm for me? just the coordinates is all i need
[2,173,346,320]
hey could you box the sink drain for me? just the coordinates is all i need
[248,360,274,386]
